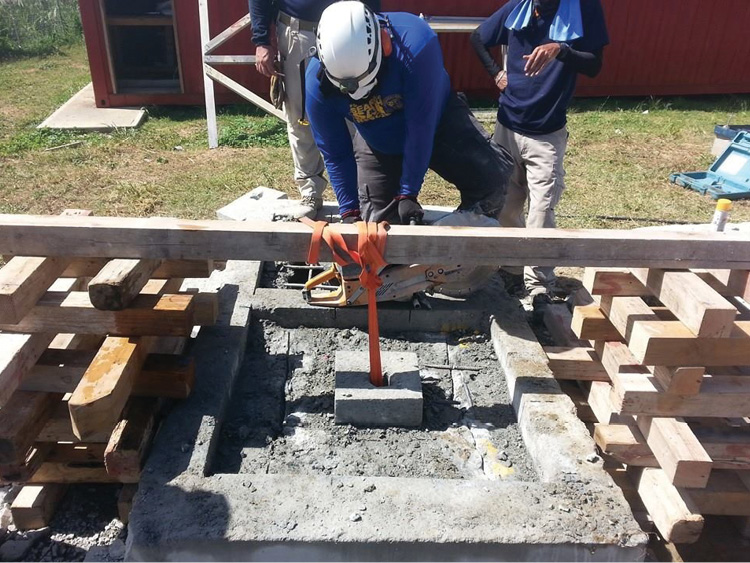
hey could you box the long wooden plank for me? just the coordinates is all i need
[21,350,194,399]
[44,442,107,463]
[0,391,63,464]
[612,371,750,418]
[636,416,712,489]
[630,269,737,338]
[598,295,661,341]
[62,259,217,279]
[631,467,704,543]
[692,269,750,300]
[0,257,69,323]
[543,347,610,381]
[2,215,750,268]
[10,484,68,530]
[0,332,54,407]
[0,444,49,483]
[651,365,704,395]
[68,336,155,441]
[88,258,164,310]
[0,292,196,336]
[628,320,750,366]
[104,397,160,483]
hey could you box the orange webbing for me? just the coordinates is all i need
[301,218,389,387]
[357,221,389,387]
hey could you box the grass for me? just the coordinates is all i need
[1,44,750,227]
[0,0,82,59]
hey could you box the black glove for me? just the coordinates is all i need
[395,196,424,225]
[341,209,362,224]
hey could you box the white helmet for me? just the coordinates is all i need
[317,1,382,100]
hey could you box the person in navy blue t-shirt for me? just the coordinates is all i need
[306,2,514,225]
[249,0,380,220]
[471,0,609,302]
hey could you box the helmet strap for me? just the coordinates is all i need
[381,29,392,57]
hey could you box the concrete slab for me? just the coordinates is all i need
[127,269,648,560]
[38,83,145,132]
[334,351,422,427]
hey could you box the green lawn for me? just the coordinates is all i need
[1,44,750,227]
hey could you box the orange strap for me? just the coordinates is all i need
[301,218,389,387]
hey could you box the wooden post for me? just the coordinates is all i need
[88,258,164,310]
[198,0,219,149]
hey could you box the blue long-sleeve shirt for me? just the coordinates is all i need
[305,12,451,214]
[250,0,381,46]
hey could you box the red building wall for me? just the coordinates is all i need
[79,0,750,108]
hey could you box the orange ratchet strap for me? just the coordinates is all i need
[301,218,389,387]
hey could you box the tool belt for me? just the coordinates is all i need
[277,11,318,32]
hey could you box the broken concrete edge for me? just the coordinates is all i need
[138,259,260,482]
[488,291,648,548]
[128,473,648,561]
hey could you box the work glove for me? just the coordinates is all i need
[395,195,424,225]
[341,209,362,224]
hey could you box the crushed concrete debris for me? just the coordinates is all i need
[214,321,537,482]
[0,485,127,563]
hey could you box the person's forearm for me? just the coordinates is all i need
[249,0,273,46]
[557,44,604,78]
[470,29,503,78]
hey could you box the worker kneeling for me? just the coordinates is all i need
[306,2,514,225]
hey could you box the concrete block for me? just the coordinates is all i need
[335,351,422,427]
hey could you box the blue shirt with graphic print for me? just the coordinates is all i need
[477,0,609,135]
[305,12,450,214]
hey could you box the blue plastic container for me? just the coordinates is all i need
[670,131,750,200]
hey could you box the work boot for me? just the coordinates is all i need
[274,195,324,221]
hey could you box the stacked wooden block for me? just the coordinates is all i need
[544,266,750,544]
[0,211,220,529]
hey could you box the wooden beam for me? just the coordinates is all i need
[44,442,107,463]
[21,350,194,399]
[10,484,68,530]
[62,259,217,279]
[0,391,63,464]
[88,258,164,310]
[597,422,750,471]
[630,467,704,543]
[204,65,285,121]
[104,397,160,483]
[583,268,650,297]
[28,462,119,484]
[585,381,630,424]
[2,215,750,268]
[571,305,623,342]
[203,13,251,55]
[36,403,111,443]
[628,320,750,366]
[0,209,91,324]
[630,269,737,338]
[0,444,49,483]
[598,295,661,341]
[636,416,712,489]
[612,372,750,418]
[0,257,69,324]
[0,292,196,336]
[0,332,54,408]
[543,346,610,381]
[692,269,750,300]
[651,365,704,395]
[598,341,648,380]
[118,484,138,524]
[68,336,155,441]
[594,423,656,466]
[688,470,750,516]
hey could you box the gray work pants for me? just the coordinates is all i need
[493,122,568,296]
[277,18,327,199]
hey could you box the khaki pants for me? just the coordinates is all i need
[493,122,567,296]
[277,19,327,199]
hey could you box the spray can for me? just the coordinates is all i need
[710,199,732,232]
